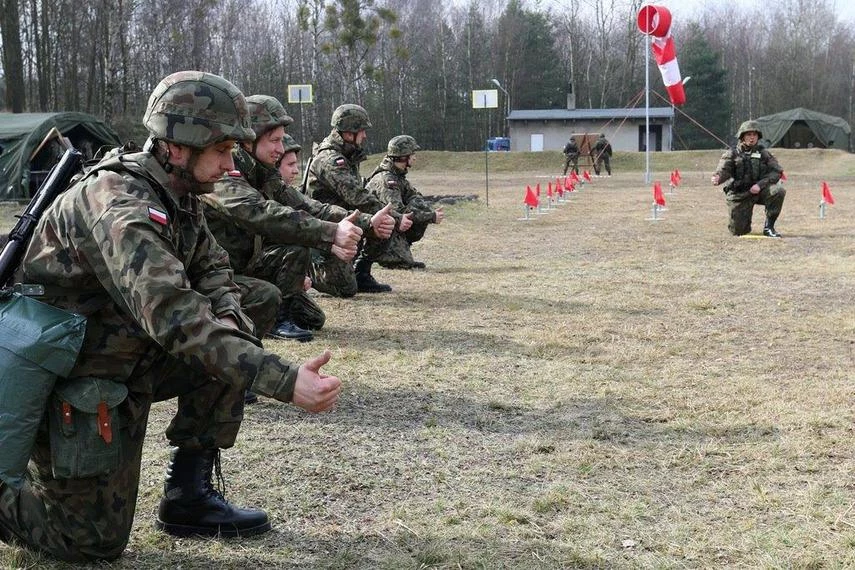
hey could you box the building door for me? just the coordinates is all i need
[530,133,544,152]
[638,125,662,151]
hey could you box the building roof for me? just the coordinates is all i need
[508,107,674,121]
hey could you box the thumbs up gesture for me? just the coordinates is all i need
[292,349,341,413]
[434,206,444,224]
[370,203,396,239]
[332,210,362,262]
[398,211,414,232]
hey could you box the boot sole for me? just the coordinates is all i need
[154,519,272,538]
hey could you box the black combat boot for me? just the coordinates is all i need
[266,302,313,342]
[355,259,392,293]
[763,217,782,238]
[155,448,271,538]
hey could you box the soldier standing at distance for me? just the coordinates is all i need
[366,135,444,270]
[0,72,341,562]
[307,104,413,294]
[562,136,580,175]
[591,133,612,176]
[712,120,786,238]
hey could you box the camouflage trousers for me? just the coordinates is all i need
[375,221,429,268]
[310,234,391,298]
[726,184,786,236]
[593,153,611,175]
[234,274,281,337]
[249,244,325,330]
[562,155,579,175]
[0,348,245,562]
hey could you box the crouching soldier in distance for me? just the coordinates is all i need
[712,120,786,238]
[0,71,341,563]
[366,135,444,270]
[306,104,413,294]
[201,94,377,342]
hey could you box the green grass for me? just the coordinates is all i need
[2,150,854,568]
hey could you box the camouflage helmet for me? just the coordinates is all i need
[281,133,302,154]
[387,135,420,158]
[331,104,372,132]
[143,70,255,147]
[246,95,293,138]
[737,120,763,140]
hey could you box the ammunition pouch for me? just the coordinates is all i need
[48,376,127,479]
[0,291,87,489]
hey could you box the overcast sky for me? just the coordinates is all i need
[664,0,855,23]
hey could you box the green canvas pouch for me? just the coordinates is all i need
[48,376,127,479]
[0,291,86,489]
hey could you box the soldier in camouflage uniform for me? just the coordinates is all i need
[366,135,444,270]
[591,133,612,176]
[562,136,580,175]
[0,71,342,562]
[307,104,413,294]
[712,120,786,238]
[201,94,368,341]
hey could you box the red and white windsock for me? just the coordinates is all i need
[637,5,686,106]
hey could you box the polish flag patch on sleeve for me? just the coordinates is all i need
[148,207,168,225]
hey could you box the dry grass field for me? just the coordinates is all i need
[1,149,853,568]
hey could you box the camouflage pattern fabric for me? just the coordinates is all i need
[201,148,338,274]
[365,157,434,267]
[306,130,392,216]
[143,70,255,147]
[330,104,372,132]
[285,290,326,331]
[310,249,358,299]
[0,151,301,561]
[267,179,372,233]
[562,139,580,175]
[245,94,293,138]
[591,136,612,175]
[715,141,786,236]
[234,274,281,337]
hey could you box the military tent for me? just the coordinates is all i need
[754,107,851,152]
[0,112,121,200]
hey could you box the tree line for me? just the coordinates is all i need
[1,0,853,153]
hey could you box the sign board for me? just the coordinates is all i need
[287,84,313,104]
[471,89,498,109]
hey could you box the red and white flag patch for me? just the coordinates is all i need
[148,207,168,225]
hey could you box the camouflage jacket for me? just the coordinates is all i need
[592,138,612,157]
[563,141,579,157]
[365,157,436,225]
[714,142,783,195]
[306,130,389,215]
[201,148,338,272]
[21,151,298,403]
[267,180,373,233]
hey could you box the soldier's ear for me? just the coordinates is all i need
[165,142,190,165]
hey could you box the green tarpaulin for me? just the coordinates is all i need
[0,112,120,200]
[754,107,851,151]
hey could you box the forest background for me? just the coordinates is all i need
[1,0,854,153]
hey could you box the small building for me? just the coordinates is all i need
[507,107,675,153]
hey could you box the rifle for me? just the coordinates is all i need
[0,148,83,289]
[300,141,320,195]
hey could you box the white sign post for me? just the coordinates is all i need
[472,89,499,206]
[287,85,314,171]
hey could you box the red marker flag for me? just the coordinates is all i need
[653,182,666,206]
[555,182,564,197]
[524,185,539,207]
[571,171,580,183]
[821,181,835,205]
[583,171,591,182]
[536,183,541,197]
[669,171,678,186]
[780,170,787,181]
[675,169,681,183]
[547,182,553,198]
[564,176,572,190]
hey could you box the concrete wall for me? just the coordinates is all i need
[509,119,672,152]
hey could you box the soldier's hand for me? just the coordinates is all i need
[749,183,761,194]
[370,203,395,239]
[335,211,363,250]
[434,206,444,224]
[293,349,341,413]
[711,174,720,185]
[331,243,357,262]
[303,275,312,291]
[399,212,414,232]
